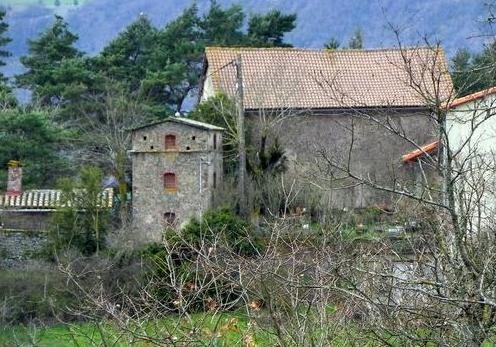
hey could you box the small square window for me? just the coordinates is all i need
[143,136,147,141]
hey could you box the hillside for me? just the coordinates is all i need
[0,0,489,78]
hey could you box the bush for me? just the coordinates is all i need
[46,166,110,257]
[175,208,262,256]
[0,265,76,325]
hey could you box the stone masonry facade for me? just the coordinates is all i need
[246,109,438,209]
[131,118,223,241]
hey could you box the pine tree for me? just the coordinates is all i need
[324,37,340,49]
[96,15,157,93]
[0,9,12,83]
[247,10,296,47]
[17,15,84,106]
[348,29,363,49]
[200,0,244,45]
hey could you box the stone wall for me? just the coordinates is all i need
[0,210,53,231]
[247,108,437,208]
[0,230,47,268]
[131,122,223,241]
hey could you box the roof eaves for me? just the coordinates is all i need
[130,118,224,132]
[448,86,496,109]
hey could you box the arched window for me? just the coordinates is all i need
[165,134,177,150]
[164,172,177,191]
[164,212,177,227]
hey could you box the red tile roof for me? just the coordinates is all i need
[205,47,453,110]
[448,86,496,109]
[402,140,440,163]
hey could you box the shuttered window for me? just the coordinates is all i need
[164,172,177,191]
[165,134,177,150]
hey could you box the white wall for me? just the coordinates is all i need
[447,94,496,230]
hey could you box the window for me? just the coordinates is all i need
[213,171,217,189]
[164,172,177,191]
[165,134,177,150]
[213,133,217,150]
[143,136,147,141]
[164,212,177,227]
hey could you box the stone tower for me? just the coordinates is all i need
[130,117,224,241]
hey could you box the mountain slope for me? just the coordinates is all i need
[1,0,489,77]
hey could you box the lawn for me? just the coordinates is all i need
[0,311,276,347]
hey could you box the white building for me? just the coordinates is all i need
[447,87,496,231]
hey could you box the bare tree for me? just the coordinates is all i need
[309,34,496,345]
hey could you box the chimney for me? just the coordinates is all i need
[6,160,22,196]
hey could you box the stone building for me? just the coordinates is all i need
[0,161,113,232]
[130,117,224,241]
[200,47,453,209]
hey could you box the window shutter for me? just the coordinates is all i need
[164,172,177,190]
[165,134,176,150]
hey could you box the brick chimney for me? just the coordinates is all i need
[6,160,22,196]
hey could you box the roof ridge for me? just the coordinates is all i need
[205,46,438,53]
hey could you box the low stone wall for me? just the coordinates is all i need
[0,230,47,268]
[0,210,53,232]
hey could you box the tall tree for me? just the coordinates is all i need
[141,5,202,114]
[247,10,296,47]
[0,9,11,83]
[96,15,157,93]
[200,0,244,45]
[451,43,496,96]
[17,15,83,106]
[0,109,67,187]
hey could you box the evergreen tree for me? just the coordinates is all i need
[17,15,83,106]
[348,29,363,49]
[0,109,67,187]
[96,15,157,93]
[324,37,340,49]
[0,8,15,108]
[142,5,203,114]
[0,9,11,83]
[451,43,496,96]
[200,0,244,45]
[247,10,296,47]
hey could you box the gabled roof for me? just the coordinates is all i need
[131,117,224,132]
[448,86,496,109]
[204,47,453,110]
[0,188,114,210]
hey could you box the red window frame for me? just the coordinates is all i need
[165,134,177,150]
[164,172,177,191]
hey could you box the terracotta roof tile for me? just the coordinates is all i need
[448,86,496,109]
[0,188,114,210]
[205,47,453,110]
[402,140,440,163]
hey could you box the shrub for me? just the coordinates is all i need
[46,166,110,257]
[0,265,76,325]
[175,208,262,256]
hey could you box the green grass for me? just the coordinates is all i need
[3,0,89,6]
[0,311,276,347]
